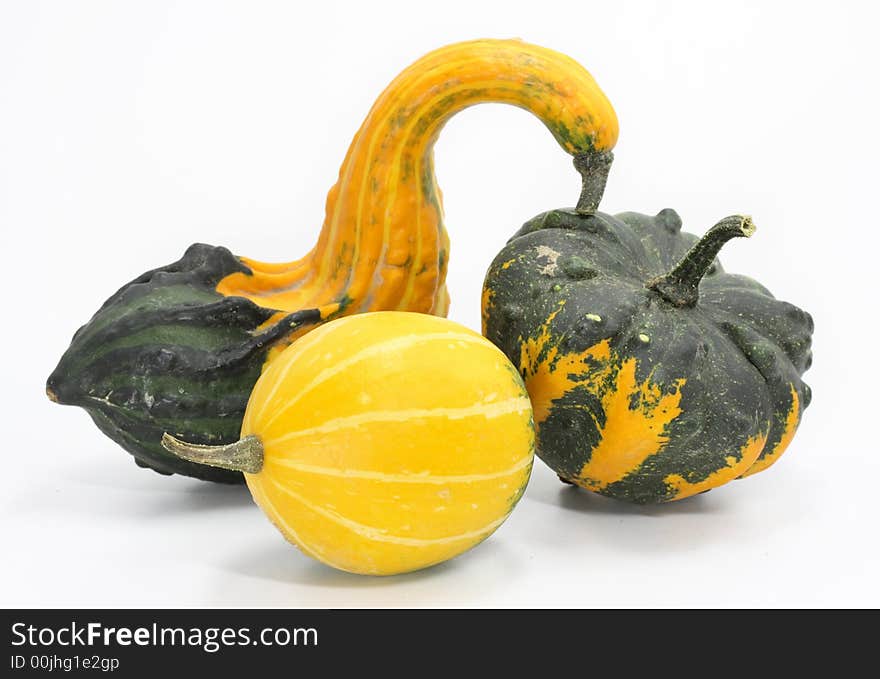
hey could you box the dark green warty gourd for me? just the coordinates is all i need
[46,245,320,483]
[482,153,813,503]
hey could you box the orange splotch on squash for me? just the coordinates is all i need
[665,429,769,500]
[740,386,801,478]
[575,356,686,492]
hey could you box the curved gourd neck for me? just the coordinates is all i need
[216,39,618,316]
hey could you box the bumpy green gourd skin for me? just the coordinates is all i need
[482,208,813,503]
[46,244,319,483]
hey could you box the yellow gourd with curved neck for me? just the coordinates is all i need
[47,39,618,484]
[217,38,618,347]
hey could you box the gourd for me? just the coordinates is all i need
[45,39,618,482]
[161,312,535,575]
[482,170,813,503]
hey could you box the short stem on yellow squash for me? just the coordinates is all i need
[161,433,264,474]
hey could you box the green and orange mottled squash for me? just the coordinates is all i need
[46,39,618,482]
[161,312,535,575]
[482,184,813,503]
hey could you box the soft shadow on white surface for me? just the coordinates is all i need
[216,534,524,606]
[130,482,256,517]
[44,454,256,511]
[225,541,453,588]
[510,463,769,559]
[532,480,722,517]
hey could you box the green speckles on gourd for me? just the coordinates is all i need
[501,303,525,321]
[335,294,355,314]
[419,160,439,205]
[332,242,353,279]
[400,157,414,182]
[549,119,595,154]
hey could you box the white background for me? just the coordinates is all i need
[2,0,878,607]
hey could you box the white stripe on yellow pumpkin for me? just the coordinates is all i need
[255,330,489,430]
[266,478,511,546]
[263,448,533,484]
[262,397,532,447]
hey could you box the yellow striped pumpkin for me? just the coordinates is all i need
[163,312,535,575]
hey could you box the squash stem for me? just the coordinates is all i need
[647,215,755,307]
[574,150,614,214]
[161,433,264,474]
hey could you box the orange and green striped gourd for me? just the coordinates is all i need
[162,312,536,575]
[46,39,619,482]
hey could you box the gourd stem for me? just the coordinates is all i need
[574,150,614,214]
[647,215,755,307]
[161,433,264,474]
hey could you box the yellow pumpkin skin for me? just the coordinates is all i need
[239,312,535,576]
[216,38,619,356]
